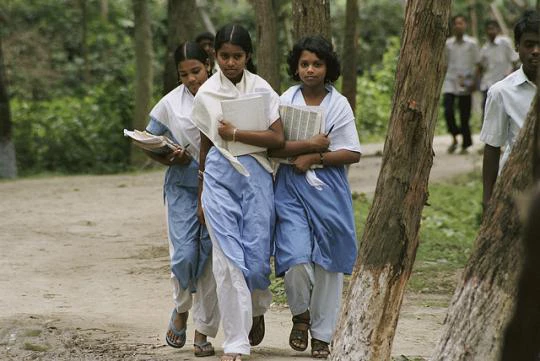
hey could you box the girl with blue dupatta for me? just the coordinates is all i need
[191,24,285,361]
[143,41,219,358]
[269,35,362,359]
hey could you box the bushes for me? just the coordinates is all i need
[355,37,399,142]
[12,83,133,175]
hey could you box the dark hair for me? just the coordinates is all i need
[452,14,467,24]
[514,10,540,45]
[214,23,257,73]
[173,41,210,82]
[195,31,214,44]
[485,19,500,28]
[287,35,341,83]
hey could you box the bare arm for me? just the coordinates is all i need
[268,133,329,158]
[482,144,501,211]
[291,149,361,173]
[143,148,191,166]
[218,119,285,149]
[197,131,213,225]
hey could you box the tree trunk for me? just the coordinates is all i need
[79,0,90,83]
[431,95,538,360]
[468,0,479,40]
[251,0,280,92]
[330,1,451,360]
[291,0,331,41]
[100,0,109,21]
[163,0,197,95]
[0,34,16,178]
[341,0,358,113]
[132,0,153,165]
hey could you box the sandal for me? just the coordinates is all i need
[165,309,187,348]
[248,315,265,346]
[220,353,242,361]
[289,312,310,351]
[311,338,330,359]
[194,340,215,357]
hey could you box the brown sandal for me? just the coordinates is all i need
[289,313,310,351]
[249,315,265,346]
[311,338,330,359]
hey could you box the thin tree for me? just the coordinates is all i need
[341,0,359,113]
[330,1,451,360]
[163,0,197,95]
[250,0,280,92]
[132,0,153,165]
[292,0,330,41]
[0,26,16,179]
[431,101,538,359]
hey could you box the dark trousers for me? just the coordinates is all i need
[443,93,472,149]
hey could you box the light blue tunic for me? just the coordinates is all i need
[202,147,275,290]
[274,85,361,277]
[146,120,211,293]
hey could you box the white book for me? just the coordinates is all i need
[123,129,181,155]
[220,95,268,156]
[274,104,325,165]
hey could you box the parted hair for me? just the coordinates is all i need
[287,35,341,83]
[214,23,257,74]
[173,41,211,82]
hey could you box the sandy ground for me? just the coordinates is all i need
[0,135,482,360]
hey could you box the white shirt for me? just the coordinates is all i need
[480,66,536,170]
[480,35,519,91]
[442,35,481,95]
[149,85,202,162]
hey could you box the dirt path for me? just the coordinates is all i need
[0,136,482,360]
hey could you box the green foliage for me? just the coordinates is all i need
[355,36,400,142]
[12,81,133,175]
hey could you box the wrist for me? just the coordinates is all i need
[319,152,325,166]
[232,128,238,142]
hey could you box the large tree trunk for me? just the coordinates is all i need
[431,95,538,360]
[132,0,153,165]
[500,92,540,360]
[251,0,280,92]
[163,0,197,95]
[330,1,451,360]
[0,32,16,179]
[291,0,331,41]
[341,0,358,113]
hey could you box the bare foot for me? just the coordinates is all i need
[220,353,242,361]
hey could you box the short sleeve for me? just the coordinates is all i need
[145,117,169,136]
[479,87,508,147]
[328,97,362,153]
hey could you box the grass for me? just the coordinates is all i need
[270,172,482,302]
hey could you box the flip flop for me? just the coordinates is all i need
[194,340,215,357]
[165,309,187,348]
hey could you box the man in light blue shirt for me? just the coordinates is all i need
[480,11,539,210]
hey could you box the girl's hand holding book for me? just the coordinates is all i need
[309,133,330,153]
[168,146,192,165]
[218,119,237,141]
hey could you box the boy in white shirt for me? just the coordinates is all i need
[480,10,539,210]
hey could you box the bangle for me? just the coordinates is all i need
[320,152,324,165]
[198,170,204,180]
[232,128,238,142]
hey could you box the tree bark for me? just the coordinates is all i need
[163,0,197,95]
[330,1,451,360]
[431,95,538,360]
[341,0,358,113]
[100,0,109,21]
[291,0,331,41]
[132,0,153,165]
[0,34,16,178]
[251,0,280,92]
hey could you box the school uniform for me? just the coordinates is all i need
[191,69,280,355]
[146,84,219,338]
[480,66,536,172]
[274,84,361,343]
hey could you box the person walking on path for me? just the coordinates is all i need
[191,23,285,361]
[143,41,219,357]
[478,19,519,122]
[442,14,481,154]
[480,10,539,211]
[269,35,361,359]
